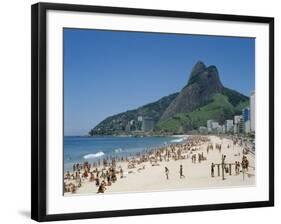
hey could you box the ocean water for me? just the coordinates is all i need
[64,135,185,171]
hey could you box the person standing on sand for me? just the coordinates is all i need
[95,177,100,186]
[120,167,124,178]
[211,163,215,177]
[179,165,185,178]
[165,167,169,180]
[236,161,241,175]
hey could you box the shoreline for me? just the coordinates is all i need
[66,134,190,138]
[63,135,188,171]
[64,135,255,195]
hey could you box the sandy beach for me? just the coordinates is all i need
[64,135,255,196]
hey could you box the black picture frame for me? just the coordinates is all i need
[31,2,274,222]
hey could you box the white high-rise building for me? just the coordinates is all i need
[225,120,234,132]
[233,115,243,134]
[244,120,251,133]
[207,120,213,132]
[211,122,219,129]
[250,91,255,132]
[234,115,242,124]
[141,117,154,132]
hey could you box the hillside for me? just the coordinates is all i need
[89,61,249,135]
[157,93,247,133]
[89,92,179,135]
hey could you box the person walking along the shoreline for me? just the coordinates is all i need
[180,165,185,179]
[165,167,169,180]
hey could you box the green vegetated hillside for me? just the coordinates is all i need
[222,87,249,113]
[89,92,179,135]
[157,93,248,133]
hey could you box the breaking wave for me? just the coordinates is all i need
[114,148,123,153]
[170,138,185,143]
[83,151,105,159]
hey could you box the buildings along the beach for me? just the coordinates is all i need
[233,115,243,134]
[203,91,255,135]
[141,117,155,132]
[250,91,255,132]
[242,107,251,133]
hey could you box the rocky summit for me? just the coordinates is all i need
[160,61,224,120]
[89,61,249,135]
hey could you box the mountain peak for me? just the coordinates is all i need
[187,62,222,88]
[206,65,218,73]
[161,61,224,120]
[189,61,206,79]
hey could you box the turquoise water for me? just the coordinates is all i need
[64,135,185,171]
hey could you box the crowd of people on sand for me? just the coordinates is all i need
[209,136,251,178]
[64,160,124,194]
[64,135,210,194]
[64,135,253,194]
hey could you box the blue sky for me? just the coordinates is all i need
[64,28,255,136]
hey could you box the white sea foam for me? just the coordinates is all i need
[83,151,105,159]
[114,148,123,153]
[170,138,185,143]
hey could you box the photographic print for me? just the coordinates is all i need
[31,3,274,221]
[63,29,256,195]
